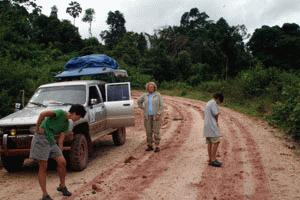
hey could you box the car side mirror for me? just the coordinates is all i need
[90,99,98,105]
[15,103,21,111]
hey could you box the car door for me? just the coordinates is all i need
[104,82,134,128]
[87,85,106,135]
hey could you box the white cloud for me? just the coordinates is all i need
[34,0,300,39]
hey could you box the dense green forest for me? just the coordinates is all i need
[0,0,299,138]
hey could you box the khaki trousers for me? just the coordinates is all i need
[144,116,161,146]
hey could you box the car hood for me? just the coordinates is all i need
[0,106,70,127]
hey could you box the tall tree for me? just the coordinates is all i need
[175,50,192,80]
[180,8,210,29]
[0,0,32,44]
[82,8,95,37]
[137,33,147,55]
[11,0,40,10]
[100,10,126,49]
[111,32,146,65]
[66,1,82,25]
[30,13,83,52]
[50,5,58,18]
[248,23,300,70]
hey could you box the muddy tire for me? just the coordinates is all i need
[1,156,24,172]
[112,128,126,146]
[69,134,88,171]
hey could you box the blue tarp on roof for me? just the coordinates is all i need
[55,54,119,78]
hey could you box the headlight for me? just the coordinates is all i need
[29,126,36,134]
[10,129,16,136]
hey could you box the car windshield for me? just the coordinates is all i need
[29,85,86,106]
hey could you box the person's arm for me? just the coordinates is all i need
[157,93,164,115]
[36,110,55,134]
[57,133,65,150]
[211,102,220,127]
[155,93,164,121]
[137,94,145,109]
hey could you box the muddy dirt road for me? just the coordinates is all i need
[1,93,300,200]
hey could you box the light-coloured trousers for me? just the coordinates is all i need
[144,116,161,146]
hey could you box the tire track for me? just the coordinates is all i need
[139,102,207,199]
[175,99,255,199]
[153,98,245,199]
[196,115,244,200]
[230,116,271,200]
[172,98,272,199]
[65,99,192,200]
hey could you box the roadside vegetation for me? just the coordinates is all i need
[0,0,299,138]
[159,67,300,138]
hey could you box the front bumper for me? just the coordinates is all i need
[0,134,71,156]
[0,134,33,156]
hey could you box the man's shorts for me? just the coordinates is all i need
[29,134,63,161]
[206,137,220,144]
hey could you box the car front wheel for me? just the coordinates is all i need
[69,134,88,171]
[1,155,24,172]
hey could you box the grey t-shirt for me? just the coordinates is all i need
[203,99,220,138]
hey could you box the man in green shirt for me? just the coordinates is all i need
[30,104,86,200]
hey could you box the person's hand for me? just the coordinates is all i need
[36,127,44,134]
[154,114,161,121]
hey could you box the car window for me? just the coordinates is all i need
[106,83,130,102]
[30,85,86,105]
[89,86,102,105]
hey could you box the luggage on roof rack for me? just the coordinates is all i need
[55,54,128,79]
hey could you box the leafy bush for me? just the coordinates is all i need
[119,61,152,89]
[160,81,191,90]
[198,81,225,93]
[195,67,300,139]
[188,63,212,86]
[270,81,300,138]
[238,67,281,97]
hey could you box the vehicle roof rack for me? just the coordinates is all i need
[54,54,128,82]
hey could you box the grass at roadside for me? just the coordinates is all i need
[160,86,300,146]
[160,88,265,118]
[159,87,300,145]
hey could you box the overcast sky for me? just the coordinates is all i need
[34,0,300,40]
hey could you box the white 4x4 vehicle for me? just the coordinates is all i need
[0,80,134,172]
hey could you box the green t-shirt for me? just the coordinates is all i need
[40,109,69,144]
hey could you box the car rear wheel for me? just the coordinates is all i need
[112,127,126,146]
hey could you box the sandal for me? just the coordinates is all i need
[57,185,72,196]
[145,146,154,151]
[210,160,222,167]
[41,195,53,200]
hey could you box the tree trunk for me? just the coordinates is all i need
[89,22,92,37]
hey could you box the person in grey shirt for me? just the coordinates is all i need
[203,93,224,167]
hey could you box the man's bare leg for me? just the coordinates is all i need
[54,156,72,196]
[38,160,48,197]
[211,142,220,161]
[54,156,66,187]
[207,143,212,163]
